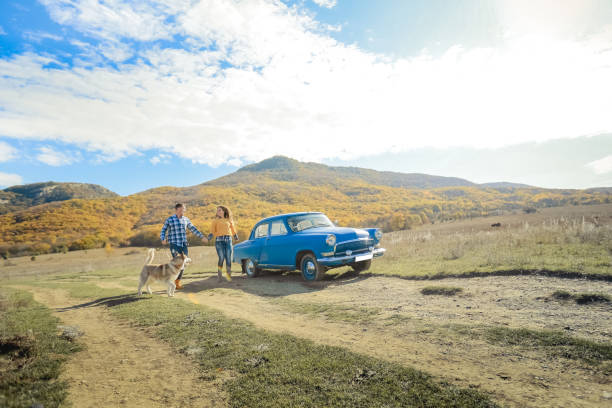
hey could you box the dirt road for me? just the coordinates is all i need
[26,287,227,408]
[108,272,611,408]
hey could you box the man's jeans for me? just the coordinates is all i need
[215,236,232,269]
[169,243,188,280]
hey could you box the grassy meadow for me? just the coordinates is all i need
[1,280,500,407]
[1,204,611,407]
[3,204,611,281]
[0,288,82,408]
[370,204,612,279]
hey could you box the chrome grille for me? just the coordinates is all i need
[335,238,373,255]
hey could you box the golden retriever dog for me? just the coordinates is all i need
[137,248,191,297]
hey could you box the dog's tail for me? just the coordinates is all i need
[144,248,155,265]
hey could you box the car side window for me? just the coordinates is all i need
[254,223,269,239]
[270,220,288,236]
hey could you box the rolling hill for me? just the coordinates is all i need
[0,182,118,214]
[1,157,610,257]
[212,156,478,189]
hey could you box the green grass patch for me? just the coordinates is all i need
[383,313,413,326]
[551,290,610,304]
[107,294,497,407]
[485,326,612,370]
[0,287,82,408]
[421,286,463,296]
[272,298,382,324]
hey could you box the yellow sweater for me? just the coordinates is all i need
[211,218,237,237]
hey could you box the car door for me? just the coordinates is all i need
[246,222,269,264]
[260,220,291,267]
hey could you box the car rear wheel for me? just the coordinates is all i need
[300,253,324,281]
[242,259,260,278]
[350,259,372,273]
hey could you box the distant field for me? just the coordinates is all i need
[3,156,611,258]
[370,203,612,279]
[2,204,611,280]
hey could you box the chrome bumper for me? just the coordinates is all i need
[317,248,386,265]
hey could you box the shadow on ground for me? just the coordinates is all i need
[54,294,146,312]
[182,268,369,298]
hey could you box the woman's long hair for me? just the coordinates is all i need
[217,205,233,221]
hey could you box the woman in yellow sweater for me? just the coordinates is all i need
[209,205,238,282]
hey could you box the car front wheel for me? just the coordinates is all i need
[242,258,260,278]
[300,253,324,281]
[350,259,372,273]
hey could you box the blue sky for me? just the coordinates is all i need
[1,0,611,194]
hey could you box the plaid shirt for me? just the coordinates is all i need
[160,214,204,246]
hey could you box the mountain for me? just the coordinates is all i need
[587,187,612,194]
[479,182,535,189]
[0,182,118,214]
[208,156,476,189]
[1,157,610,257]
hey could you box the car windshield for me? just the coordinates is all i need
[286,214,333,232]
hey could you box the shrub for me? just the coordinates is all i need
[552,290,573,300]
[68,235,102,251]
[421,286,463,296]
[128,230,160,247]
[574,293,610,304]
[551,290,610,304]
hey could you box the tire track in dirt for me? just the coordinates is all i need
[106,274,611,408]
[21,286,227,408]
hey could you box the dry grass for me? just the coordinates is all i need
[371,204,612,278]
[2,204,611,281]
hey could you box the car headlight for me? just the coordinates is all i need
[375,229,383,240]
[325,234,336,246]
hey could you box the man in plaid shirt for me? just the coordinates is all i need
[160,203,207,289]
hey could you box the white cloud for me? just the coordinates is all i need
[36,147,79,166]
[0,0,611,167]
[227,157,243,167]
[23,31,63,42]
[313,0,337,9]
[150,153,171,165]
[0,25,6,35]
[586,155,612,174]
[39,0,173,41]
[0,141,17,162]
[98,42,133,62]
[325,23,342,32]
[0,172,22,187]
[497,0,611,39]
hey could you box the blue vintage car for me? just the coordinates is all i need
[233,212,386,281]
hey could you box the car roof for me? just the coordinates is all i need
[257,212,322,224]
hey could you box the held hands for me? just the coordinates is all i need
[161,239,168,245]
[233,234,239,241]
[207,233,214,241]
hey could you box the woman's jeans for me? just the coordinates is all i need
[215,236,233,272]
[169,243,189,280]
